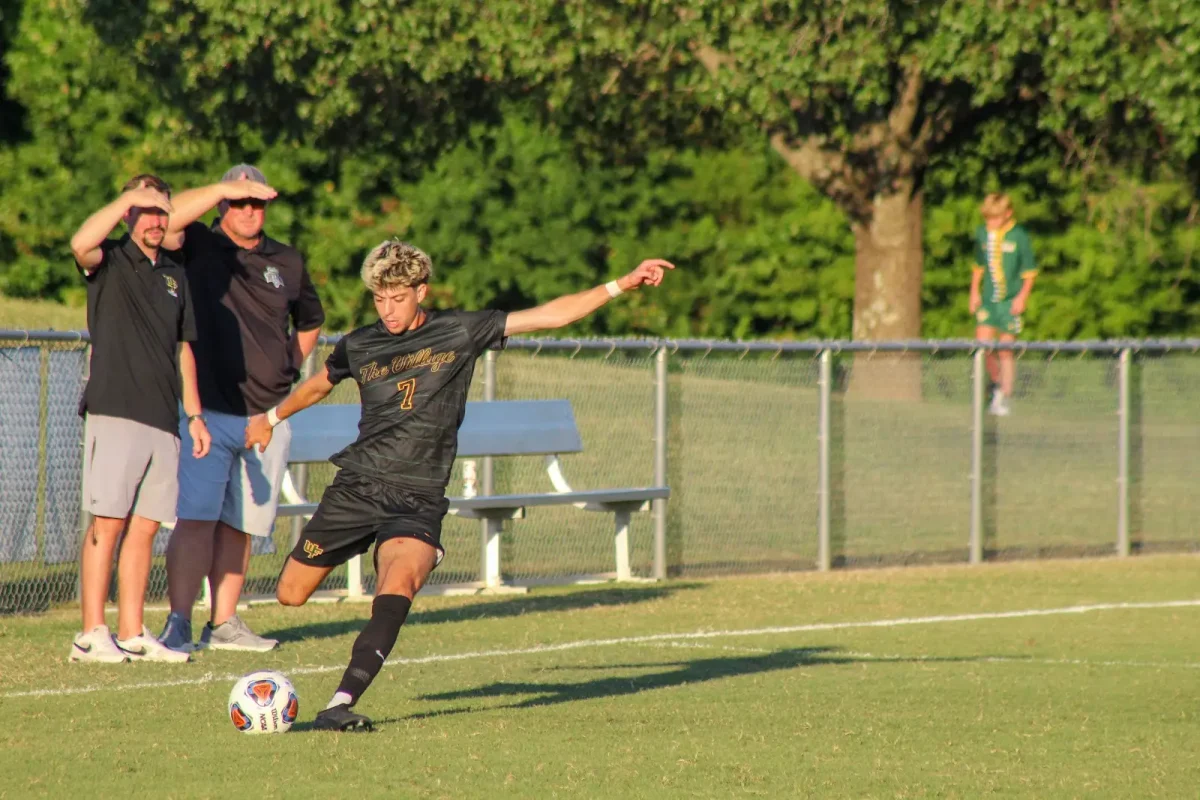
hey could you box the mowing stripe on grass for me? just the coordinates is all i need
[653,641,1200,670]
[7,598,1199,699]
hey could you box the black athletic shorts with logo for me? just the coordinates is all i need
[290,470,451,569]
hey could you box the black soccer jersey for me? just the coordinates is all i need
[324,309,508,496]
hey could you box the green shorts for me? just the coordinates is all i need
[976,300,1022,336]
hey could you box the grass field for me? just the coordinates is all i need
[4,555,1200,798]
[0,295,86,331]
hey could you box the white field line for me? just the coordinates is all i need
[6,598,1200,700]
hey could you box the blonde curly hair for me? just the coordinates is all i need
[361,239,433,292]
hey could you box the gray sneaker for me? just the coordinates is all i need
[198,615,279,652]
[157,612,194,653]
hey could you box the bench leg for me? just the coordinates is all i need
[614,510,632,581]
[347,554,364,599]
[481,518,503,588]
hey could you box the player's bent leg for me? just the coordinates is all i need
[275,556,335,607]
[314,537,439,733]
[281,468,377,612]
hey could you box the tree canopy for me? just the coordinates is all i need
[1,0,1198,340]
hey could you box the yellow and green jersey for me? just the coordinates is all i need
[973,223,1037,302]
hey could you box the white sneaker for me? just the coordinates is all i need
[70,625,129,663]
[117,626,191,663]
[988,391,1008,417]
[988,391,1011,417]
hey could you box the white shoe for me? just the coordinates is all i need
[117,626,192,663]
[70,625,129,663]
[990,392,1011,417]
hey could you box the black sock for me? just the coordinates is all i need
[334,594,412,705]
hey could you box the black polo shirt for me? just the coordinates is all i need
[78,236,197,436]
[176,220,325,416]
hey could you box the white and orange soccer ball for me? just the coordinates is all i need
[228,670,299,734]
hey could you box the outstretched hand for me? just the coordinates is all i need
[618,259,675,291]
[245,413,274,453]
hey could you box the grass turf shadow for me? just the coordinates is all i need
[374,646,997,724]
[263,583,705,643]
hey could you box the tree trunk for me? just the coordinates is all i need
[847,186,924,401]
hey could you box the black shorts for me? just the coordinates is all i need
[290,470,450,570]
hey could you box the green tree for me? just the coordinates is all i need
[100,0,1200,343]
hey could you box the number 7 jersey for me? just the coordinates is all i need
[322,309,508,496]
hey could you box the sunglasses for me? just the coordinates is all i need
[228,198,268,210]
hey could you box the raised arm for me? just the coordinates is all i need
[166,178,278,234]
[244,366,336,452]
[504,259,675,337]
[70,183,172,271]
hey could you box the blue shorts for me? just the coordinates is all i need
[176,409,292,537]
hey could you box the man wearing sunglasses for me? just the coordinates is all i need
[158,164,326,654]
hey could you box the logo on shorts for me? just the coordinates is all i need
[976,308,989,323]
[263,265,284,289]
[164,275,178,297]
[303,540,324,559]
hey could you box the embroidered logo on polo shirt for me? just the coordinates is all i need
[163,275,178,298]
[263,265,284,289]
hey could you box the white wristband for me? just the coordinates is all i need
[605,280,624,298]
[266,407,281,428]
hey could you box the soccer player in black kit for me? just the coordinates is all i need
[245,239,674,731]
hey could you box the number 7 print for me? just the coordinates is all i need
[396,377,417,410]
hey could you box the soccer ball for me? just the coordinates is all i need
[227,670,299,734]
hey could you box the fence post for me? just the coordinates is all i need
[653,346,668,580]
[1117,347,1131,557]
[76,343,91,605]
[480,350,500,586]
[817,349,831,572]
[969,348,985,565]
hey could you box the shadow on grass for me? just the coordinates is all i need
[264,583,705,643]
[376,646,993,724]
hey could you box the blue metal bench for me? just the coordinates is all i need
[277,399,669,593]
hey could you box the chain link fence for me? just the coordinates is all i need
[3,331,1199,614]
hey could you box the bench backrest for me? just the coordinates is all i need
[285,399,583,464]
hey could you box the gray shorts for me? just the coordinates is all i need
[81,414,181,523]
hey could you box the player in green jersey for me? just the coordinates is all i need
[969,193,1037,416]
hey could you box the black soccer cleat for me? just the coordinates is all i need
[313,704,374,732]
